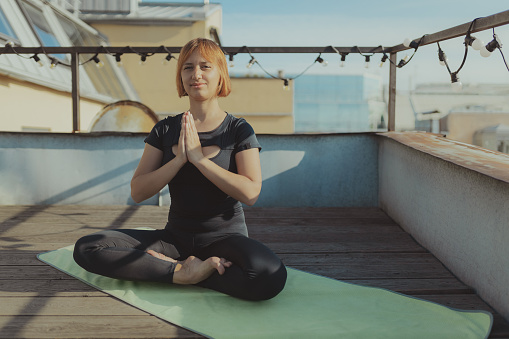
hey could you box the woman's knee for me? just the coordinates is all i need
[73,233,102,269]
[246,260,287,301]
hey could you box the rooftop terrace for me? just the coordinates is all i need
[1,204,508,338]
[1,131,509,338]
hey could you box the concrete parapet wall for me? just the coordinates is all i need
[379,132,509,322]
[0,132,379,207]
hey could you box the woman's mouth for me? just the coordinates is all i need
[191,83,205,88]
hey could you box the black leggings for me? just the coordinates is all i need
[73,228,287,301]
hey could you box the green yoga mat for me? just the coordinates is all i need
[38,245,492,339]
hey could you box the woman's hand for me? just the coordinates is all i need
[183,111,205,165]
[174,113,188,164]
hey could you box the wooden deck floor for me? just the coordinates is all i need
[0,205,508,338]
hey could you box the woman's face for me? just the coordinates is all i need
[181,49,220,102]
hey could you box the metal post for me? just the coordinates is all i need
[387,52,397,132]
[71,52,80,133]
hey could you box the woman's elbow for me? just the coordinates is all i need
[130,180,144,204]
[242,183,261,206]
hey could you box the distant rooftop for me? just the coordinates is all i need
[77,1,222,25]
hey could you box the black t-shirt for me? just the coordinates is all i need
[144,112,261,220]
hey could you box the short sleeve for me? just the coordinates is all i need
[234,118,261,154]
[144,120,165,151]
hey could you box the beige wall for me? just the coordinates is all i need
[0,74,104,132]
[90,22,213,116]
[444,112,509,144]
[221,77,293,134]
[90,22,294,134]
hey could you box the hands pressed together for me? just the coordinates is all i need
[176,111,205,165]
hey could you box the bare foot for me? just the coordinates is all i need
[146,250,179,263]
[172,256,232,285]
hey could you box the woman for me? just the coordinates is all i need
[73,38,287,301]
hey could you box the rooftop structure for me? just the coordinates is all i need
[1,5,509,338]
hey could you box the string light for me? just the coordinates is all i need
[115,53,123,67]
[31,54,43,67]
[364,55,371,68]
[451,72,462,92]
[49,57,58,69]
[340,53,347,67]
[315,54,328,67]
[283,78,290,91]
[92,53,104,68]
[139,53,147,65]
[480,33,502,57]
[379,54,388,67]
[229,54,235,67]
[465,33,484,51]
[163,52,174,65]
[246,56,256,69]
[438,48,448,66]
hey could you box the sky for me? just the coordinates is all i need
[146,0,509,90]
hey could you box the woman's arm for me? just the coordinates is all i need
[131,126,187,203]
[184,113,262,206]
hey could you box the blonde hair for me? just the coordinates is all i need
[176,38,231,98]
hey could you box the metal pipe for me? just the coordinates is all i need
[388,53,397,132]
[71,52,80,133]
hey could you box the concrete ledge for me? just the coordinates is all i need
[379,131,509,184]
[378,131,509,322]
[0,132,379,207]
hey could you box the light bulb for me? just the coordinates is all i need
[471,37,484,51]
[364,55,370,68]
[229,54,235,68]
[451,80,463,92]
[480,47,492,57]
[481,35,502,58]
[379,54,388,67]
[92,55,104,68]
[246,56,256,69]
[32,55,43,67]
[403,38,412,48]
[50,60,58,69]
[316,56,327,67]
[451,73,462,92]
[283,79,290,91]
[115,54,123,67]
[340,54,347,67]
[163,53,173,65]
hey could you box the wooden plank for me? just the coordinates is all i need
[0,315,202,338]
[0,279,103,297]
[263,234,427,253]
[244,207,392,219]
[282,253,454,279]
[0,296,145,316]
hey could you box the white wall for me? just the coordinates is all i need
[379,135,509,322]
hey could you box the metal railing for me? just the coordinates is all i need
[1,9,508,132]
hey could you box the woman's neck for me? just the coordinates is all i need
[188,98,225,132]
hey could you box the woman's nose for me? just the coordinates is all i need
[192,67,202,79]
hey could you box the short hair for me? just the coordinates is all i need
[176,38,231,98]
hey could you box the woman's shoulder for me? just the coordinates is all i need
[151,113,183,133]
[225,113,252,131]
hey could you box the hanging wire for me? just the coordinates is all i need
[490,27,509,72]
[241,46,321,88]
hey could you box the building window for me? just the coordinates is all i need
[56,12,129,100]
[20,1,66,61]
[0,7,18,42]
